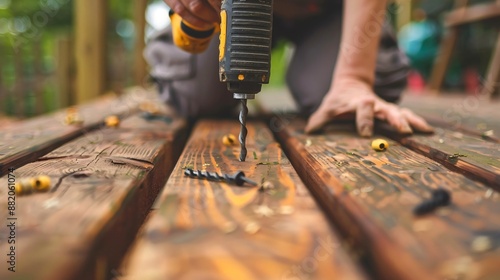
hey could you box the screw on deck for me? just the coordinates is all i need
[184,168,257,186]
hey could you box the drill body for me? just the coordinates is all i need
[218,0,273,100]
[170,0,274,161]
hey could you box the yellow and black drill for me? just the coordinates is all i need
[170,0,273,161]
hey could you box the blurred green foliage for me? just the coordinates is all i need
[0,0,138,117]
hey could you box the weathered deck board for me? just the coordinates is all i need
[0,115,17,129]
[400,93,500,143]
[123,120,366,280]
[0,112,187,280]
[274,119,500,280]
[381,126,500,190]
[396,94,500,189]
[0,88,152,176]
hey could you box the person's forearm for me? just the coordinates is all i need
[333,0,387,87]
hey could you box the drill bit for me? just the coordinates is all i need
[239,99,248,161]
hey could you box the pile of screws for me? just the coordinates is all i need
[15,175,51,196]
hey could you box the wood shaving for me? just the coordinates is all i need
[471,236,493,253]
[279,205,294,215]
[452,132,463,139]
[340,173,357,182]
[477,123,487,130]
[361,186,374,193]
[244,222,260,234]
[305,139,312,147]
[413,220,432,232]
[222,222,237,234]
[485,189,494,199]
[257,161,279,166]
[483,130,494,137]
[253,205,274,217]
[43,198,60,209]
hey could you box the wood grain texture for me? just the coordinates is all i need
[274,119,500,280]
[0,88,151,176]
[123,120,366,280]
[400,93,500,142]
[0,112,187,280]
[381,126,500,190]
[393,94,500,189]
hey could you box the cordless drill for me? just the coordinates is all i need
[170,0,273,161]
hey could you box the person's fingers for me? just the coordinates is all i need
[207,0,222,13]
[305,94,352,133]
[383,104,413,134]
[181,0,219,22]
[166,0,217,28]
[355,96,375,137]
[305,106,330,134]
[401,108,434,132]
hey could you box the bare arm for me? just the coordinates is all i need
[334,0,385,87]
[306,0,433,136]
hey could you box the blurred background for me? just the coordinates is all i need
[0,0,499,120]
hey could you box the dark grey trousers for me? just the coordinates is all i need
[145,12,410,118]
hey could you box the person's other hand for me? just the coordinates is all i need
[165,0,221,29]
[305,79,434,136]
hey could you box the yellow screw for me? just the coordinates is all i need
[32,175,51,192]
[371,139,389,151]
[64,108,84,125]
[222,134,237,146]
[15,179,34,196]
[15,176,51,195]
[139,102,160,115]
[105,115,120,127]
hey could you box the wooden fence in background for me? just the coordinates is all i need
[0,0,149,119]
[0,38,63,118]
[0,34,137,119]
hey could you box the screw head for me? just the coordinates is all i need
[232,171,246,186]
[32,175,51,192]
[432,189,451,205]
[371,139,389,151]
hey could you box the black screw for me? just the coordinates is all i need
[184,168,257,186]
[413,188,451,216]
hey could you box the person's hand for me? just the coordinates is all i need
[165,0,221,29]
[305,79,434,136]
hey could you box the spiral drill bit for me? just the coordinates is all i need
[239,99,248,161]
[184,168,257,186]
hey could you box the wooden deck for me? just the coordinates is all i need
[0,89,499,280]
